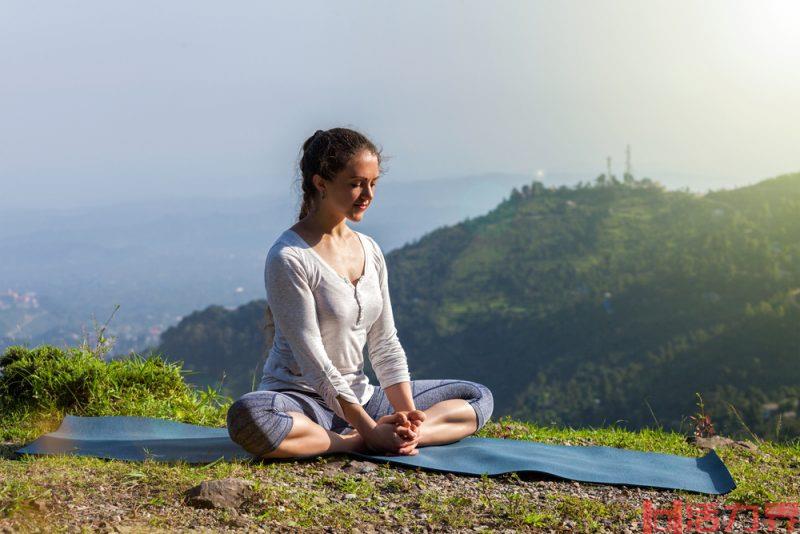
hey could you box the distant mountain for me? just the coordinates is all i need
[155,301,270,394]
[151,171,800,441]
[1,171,548,355]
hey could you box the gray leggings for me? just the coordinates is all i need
[226,379,494,457]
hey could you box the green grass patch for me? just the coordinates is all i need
[547,492,636,533]
[0,344,230,441]
[418,490,476,529]
[485,414,698,455]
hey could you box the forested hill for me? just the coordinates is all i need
[154,172,800,442]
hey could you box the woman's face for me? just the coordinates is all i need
[319,149,380,222]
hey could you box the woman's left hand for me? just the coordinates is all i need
[376,410,426,455]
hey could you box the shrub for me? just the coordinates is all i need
[0,345,231,431]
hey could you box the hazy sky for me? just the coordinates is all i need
[2,1,799,210]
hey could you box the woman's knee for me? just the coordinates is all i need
[226,392,295,456]
[458,380,494,432]
[419,379,494,431]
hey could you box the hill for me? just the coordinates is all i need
[152,172,800,442]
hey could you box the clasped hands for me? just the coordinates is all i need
[359,409,426,456]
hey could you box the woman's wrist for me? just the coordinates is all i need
[336,394,378,435]
[355,419,378,436]
[383,381,415,412]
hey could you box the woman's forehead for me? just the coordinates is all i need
[346,151,380,178]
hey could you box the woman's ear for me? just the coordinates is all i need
[312,174,327,196]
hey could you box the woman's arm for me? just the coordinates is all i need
[337,395,378,435]
[384,381,415,412]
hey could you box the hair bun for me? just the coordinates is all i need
[302,129,326,152]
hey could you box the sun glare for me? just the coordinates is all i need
[725,2,800,74]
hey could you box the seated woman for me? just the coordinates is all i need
[227,127,494,459]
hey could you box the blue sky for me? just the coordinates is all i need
[1,1,799,209]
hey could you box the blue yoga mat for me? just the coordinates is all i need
[16,415,736,495]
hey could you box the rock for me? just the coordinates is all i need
[735,440,759,451]
[184,477,256,510]
[688,435,736,450]
[342,460,376,474]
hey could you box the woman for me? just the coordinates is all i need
[227,127,494,459]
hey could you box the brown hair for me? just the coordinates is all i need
[296,127,385,221]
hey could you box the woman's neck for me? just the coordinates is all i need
[294,213,351,240]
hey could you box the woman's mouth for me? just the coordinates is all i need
[354,202,369,211]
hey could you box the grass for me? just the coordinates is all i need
[0,344,229,444]
[547,493,636,533]
[1,344,799,532]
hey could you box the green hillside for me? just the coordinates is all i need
[153,172,800,442]
[156,301,269,394]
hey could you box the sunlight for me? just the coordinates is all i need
[723,2,800,76]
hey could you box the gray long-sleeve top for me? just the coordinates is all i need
[258,228,411,420]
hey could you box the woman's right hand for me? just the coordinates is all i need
[363,420,420,456]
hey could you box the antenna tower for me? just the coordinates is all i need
[625,144,632,177]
